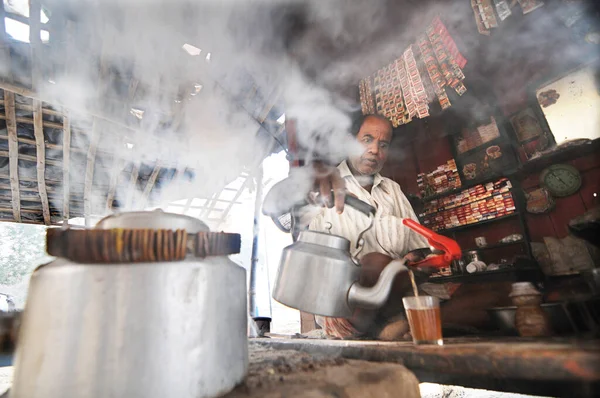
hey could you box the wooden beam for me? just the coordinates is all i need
[139,162,161,209]
[0,150,62,167]
[0,101,63,117]
[0,193,83,204]
[62,110,71,222]
[83,119,100,227]
[0,80,176,150]
[126,163,139,210]
[4,92,21,222]
[0,80,139,136]
[32,100,50,225]
[0,173,110,189]
[0,114,64,130]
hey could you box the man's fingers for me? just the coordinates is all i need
[319,178,333,208]
[330,170,346,214]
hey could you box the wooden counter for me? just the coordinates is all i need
[252,337,600,397]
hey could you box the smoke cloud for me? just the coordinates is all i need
[2,0,598,221]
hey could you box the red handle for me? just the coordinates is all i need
[402,219,462,268]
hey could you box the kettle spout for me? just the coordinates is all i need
[347,259,409,310]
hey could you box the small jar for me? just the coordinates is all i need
[509,282,552,337]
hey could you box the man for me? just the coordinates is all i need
[306,114,512,339]
[305,114,430,340]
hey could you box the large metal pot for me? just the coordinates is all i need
[11,211,248,398]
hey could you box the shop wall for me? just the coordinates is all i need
[383,121,599,245]
[520,153,600,241]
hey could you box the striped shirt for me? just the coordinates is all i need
[308,160,429,260]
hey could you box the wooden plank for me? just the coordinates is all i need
[83,119,100,227]
[0,133,65,150]
[255,338,600,383]
[0,80,143,137]
[0,150,62,167]
[0,193,83,204]
[0,102,63,116]
[0,114,64,130]
[32,100,50,225]
[4,92,21,222]
[62,110,71,222]
[139,162,161,209]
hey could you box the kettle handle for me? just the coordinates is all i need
[344,195,376,217]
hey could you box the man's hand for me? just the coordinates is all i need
[312,161,346,214]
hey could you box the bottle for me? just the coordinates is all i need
[509,282,552,337]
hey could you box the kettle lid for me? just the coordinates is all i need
[297,230,350,251]
[96,210,209,233]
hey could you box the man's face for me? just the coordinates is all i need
[349,116,392,176]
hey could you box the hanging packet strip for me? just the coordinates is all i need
[431,17,467,69]
[493,0,512,21]
[427,22,467,96]
[404,45,430,119]
[416,35,451,109]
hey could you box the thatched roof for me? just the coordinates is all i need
[0,0,286,226]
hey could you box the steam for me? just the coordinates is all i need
[3,0,597,221]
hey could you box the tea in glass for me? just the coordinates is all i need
[402,296,443,346]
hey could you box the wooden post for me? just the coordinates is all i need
[140,162,161,209]
[126,163,139,210]
[33,100,51,225]
[84,119,100,227]
[4,92,21,222]
[62,110,71,223]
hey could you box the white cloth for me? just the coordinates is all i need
[307,160,428,260]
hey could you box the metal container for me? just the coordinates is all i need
[464,250,483,264]
[11,211,248,398]
[273,230,410,317]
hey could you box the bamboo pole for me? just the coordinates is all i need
[0,80,140,136]
[0,114,63,129]
[125,163,139,210]
[83,119,100,227]
[29,0,51,225]
[4,92,21,222]
[62,110,71,222]
[33,100,51,225]
[139,162,161,209]
[0,150,62,167]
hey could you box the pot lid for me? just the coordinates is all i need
[96,210,210,233]
[297,230,350,252]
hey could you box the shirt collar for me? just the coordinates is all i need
[338,160,384,189]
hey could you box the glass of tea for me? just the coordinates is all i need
[402,296,443,346]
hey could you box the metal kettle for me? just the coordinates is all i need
[10,211,248,398]
[272,216,461,318]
